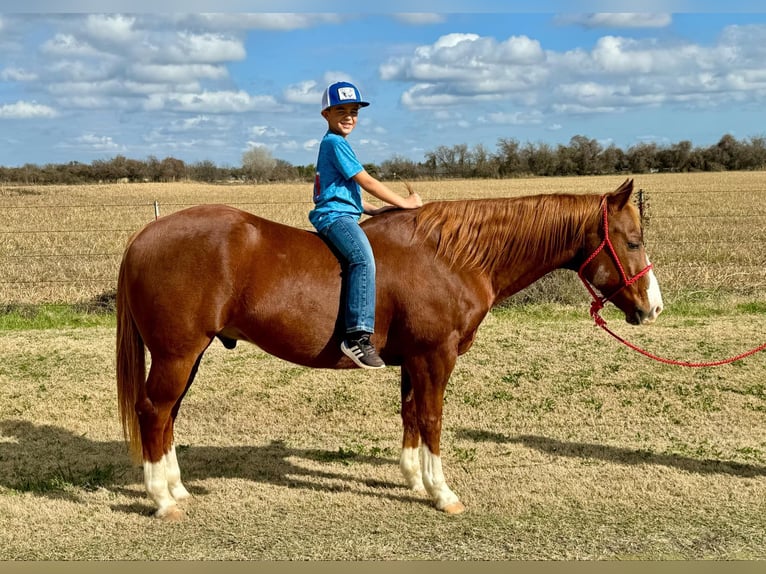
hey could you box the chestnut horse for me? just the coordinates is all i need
[116,179,663,519]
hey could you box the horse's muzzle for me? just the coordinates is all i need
[629,302,663,325]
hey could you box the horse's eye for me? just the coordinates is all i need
[627,242,641,250]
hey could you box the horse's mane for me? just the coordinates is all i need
[412,194,604,273]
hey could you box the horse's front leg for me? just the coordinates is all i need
[404,352,465,515]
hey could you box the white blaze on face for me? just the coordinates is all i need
[643,255,664,322]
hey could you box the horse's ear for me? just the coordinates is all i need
[608,178,633,210]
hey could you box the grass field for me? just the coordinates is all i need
[1,172,765,305]
[0,173,765,559]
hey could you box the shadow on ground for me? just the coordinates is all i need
[5,420,763,518]
[0,419,417,516]
[457,427,766,478]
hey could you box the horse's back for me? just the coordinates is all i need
[120,204,349,363]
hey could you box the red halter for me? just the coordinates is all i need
[578,198,766,367]
[577,199,653,323]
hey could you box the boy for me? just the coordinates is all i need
[309,81,422,369]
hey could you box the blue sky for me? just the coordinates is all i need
[1,4,766,168]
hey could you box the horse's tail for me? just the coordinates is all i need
[115,240,145,465]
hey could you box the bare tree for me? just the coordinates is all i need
[242,146,277,182]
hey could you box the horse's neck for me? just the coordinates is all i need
[411,195,595,306]
[484,199,592,304]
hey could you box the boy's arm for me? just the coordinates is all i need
[354,169,422,210]
[362,201,397,216]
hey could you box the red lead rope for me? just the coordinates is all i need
[589,304,766,367]
[579,201,766,367]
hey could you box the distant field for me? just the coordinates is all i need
[1,172,765,305]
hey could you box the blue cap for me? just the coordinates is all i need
[321,81,370,111]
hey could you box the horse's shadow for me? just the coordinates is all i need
[5,420,763,518]
[457,428,766,478]
[0,419,416,517]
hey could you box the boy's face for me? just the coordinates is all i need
[322,104,360,137]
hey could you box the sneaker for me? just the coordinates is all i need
[341,334,385,369]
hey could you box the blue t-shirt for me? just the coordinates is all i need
[309,131,365,231]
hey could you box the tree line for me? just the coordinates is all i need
[1,133,764,185]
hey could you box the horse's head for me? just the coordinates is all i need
[578,179,664,325]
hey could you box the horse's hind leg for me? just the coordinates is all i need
[163,352,205,504]
[138,352,203,520]
[399,368,425,492]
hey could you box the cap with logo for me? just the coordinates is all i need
[321,81,370,111]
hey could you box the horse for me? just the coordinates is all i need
[116,178,663,520]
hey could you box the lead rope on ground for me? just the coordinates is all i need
[589,301,766,367]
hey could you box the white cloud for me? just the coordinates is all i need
[284,80,322,105]
[74,133,122,150]
[590,36,695,74]
[303,138,320,152]
[47,60,114,82]
[557,13,673,29]
[166,32,246,64]
[41,33,103,58]
[129,63,229,84]
[83,14,140,46]
[482,110,545,125]
[0,100,57,119]
[392,13,446,26]
[382,24,766,116]
[144,90,280,113]
[0,67,37,81]
[250,125,287,138]
[179,13,345,31]
[278,140,299,151]
[47,78,201,99]
[176,115,231,130]
[381,33,545,84]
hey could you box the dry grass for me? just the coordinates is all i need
[1,173,765,559]
[1,172,765,304]
[1,305,765,559]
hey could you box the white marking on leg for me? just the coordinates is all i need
[143,458,178,518]
[400,447,425,492]
[419,444,460,511]
[165,444,190,501]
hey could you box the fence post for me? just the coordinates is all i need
[153,200,160,220]
[637,188,646,242]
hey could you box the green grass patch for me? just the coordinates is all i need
[11,463,117,494]
[0,304,115,330]
[737,301,766,314]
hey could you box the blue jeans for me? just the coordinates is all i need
[319,216,376,335]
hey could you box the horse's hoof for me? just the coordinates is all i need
[442,501,466,515]
[156,506,185,521]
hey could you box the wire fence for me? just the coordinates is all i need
[1,182,765,308]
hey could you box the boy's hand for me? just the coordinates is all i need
[402,182,423,209]
[403,192,423,209]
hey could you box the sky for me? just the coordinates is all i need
[1,3,766,168]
